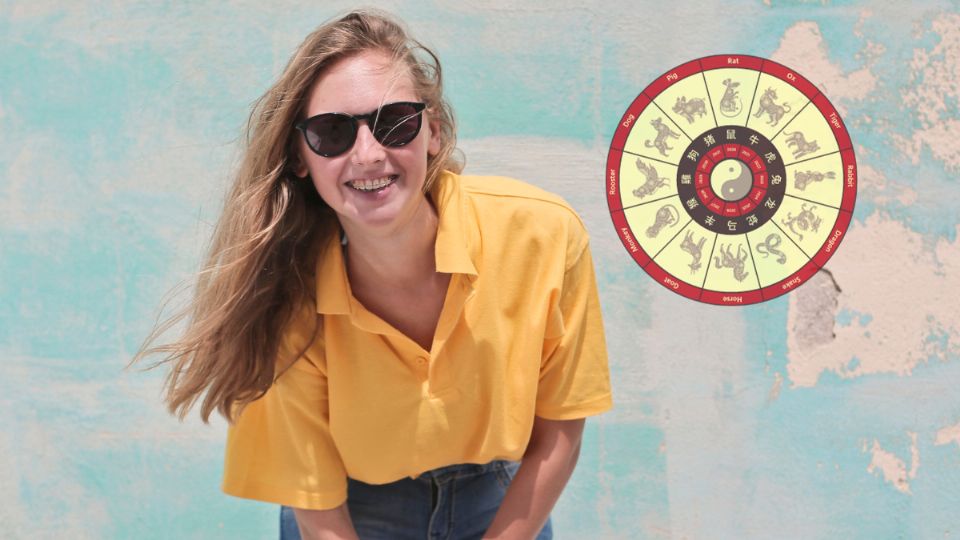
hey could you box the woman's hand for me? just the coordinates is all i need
[482,416,585,539]
[293,503,361,540]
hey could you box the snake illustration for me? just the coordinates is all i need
[756,233,786,264]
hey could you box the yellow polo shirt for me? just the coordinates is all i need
[222,172,613,510]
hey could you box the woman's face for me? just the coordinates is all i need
[294,50,441,236]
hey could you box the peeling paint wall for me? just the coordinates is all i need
[2,1,959,538]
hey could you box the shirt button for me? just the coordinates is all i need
[416,357,428,366]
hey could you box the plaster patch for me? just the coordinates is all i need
[865,433,919,495]
[786,215,960,387]
[899,13,960,171]
[935,422,960,450]
[769,21,877,112]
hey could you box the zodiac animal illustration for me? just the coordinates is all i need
[632,159,669,199]
[644,118,680,157]
[753,88,791,126]
[645,204,679,238]
[719,78,742,117]
[714,243,749,282]
[673,96,707,124]
[755,233,787,264]
[783,131,820,159]
[680,230,706,273]
[782,204,822,241]
[794,170,835,191]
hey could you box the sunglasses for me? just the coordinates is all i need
[295,101,426,157]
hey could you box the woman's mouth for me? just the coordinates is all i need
[347,175,397,192]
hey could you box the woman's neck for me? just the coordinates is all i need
[340,196,441,291]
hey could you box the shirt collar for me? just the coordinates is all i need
[432,171,479,277]
[315,171,478,315]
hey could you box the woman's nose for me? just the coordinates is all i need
[351,123,387,164]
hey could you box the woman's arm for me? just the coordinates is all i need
[483,416,585,540]
[293,504,360,540]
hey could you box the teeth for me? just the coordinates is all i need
[348,176,394,191]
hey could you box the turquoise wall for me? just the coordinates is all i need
[3,1,959,538]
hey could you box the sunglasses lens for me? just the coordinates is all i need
[372,103,423,147]
[305,114,356,156]
[299,103,424,157]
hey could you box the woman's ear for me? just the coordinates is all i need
[289,149,309,179]
[427,116,442,156]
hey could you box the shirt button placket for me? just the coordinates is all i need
[415,355,429,382]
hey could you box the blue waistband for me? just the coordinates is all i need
[414,459,516,482]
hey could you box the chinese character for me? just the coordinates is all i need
[764,152,777,163]
[746,214,758,226]
[727,220,737,232]
[703,134,716,147]
[680,174,692,185]
[770,174,782,185]
[764,197,777,209]
[748,134,760,145]
[686,150,700,162]
[726,129,736,140]
[704,215,716,227]
[686,198,699,210]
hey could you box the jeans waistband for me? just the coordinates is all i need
[420,459,514,483]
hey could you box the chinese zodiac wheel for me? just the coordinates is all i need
[606,55,856,305]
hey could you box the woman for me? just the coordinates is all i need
[138,9,612,540]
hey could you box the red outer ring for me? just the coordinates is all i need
[606,148,623,211]
[761,59,820,100]
[812,93,853,150]
[700,288,764,306]
[699,54,765,71]
[758,260,822,300]
[606,54,857,305]
[811,210,853,268]
[644,260,703,301]
[609,93,651,150]
[610,210,651,267]
[644,58,703,99]
[840,148,857,212]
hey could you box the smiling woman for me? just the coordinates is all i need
[133,9,612,540]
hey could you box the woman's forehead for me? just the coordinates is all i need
[304,51,418,114]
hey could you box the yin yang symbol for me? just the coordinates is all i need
[712,159,752,201]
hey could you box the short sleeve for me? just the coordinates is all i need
[536,238,614,420]
[221,307,348,510]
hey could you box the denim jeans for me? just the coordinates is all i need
[280,459,552,540]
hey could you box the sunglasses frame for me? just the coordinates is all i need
[295,101,427,158]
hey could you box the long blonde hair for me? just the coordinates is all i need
[134,10,462,423]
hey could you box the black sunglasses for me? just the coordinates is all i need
[295,101,426,157]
